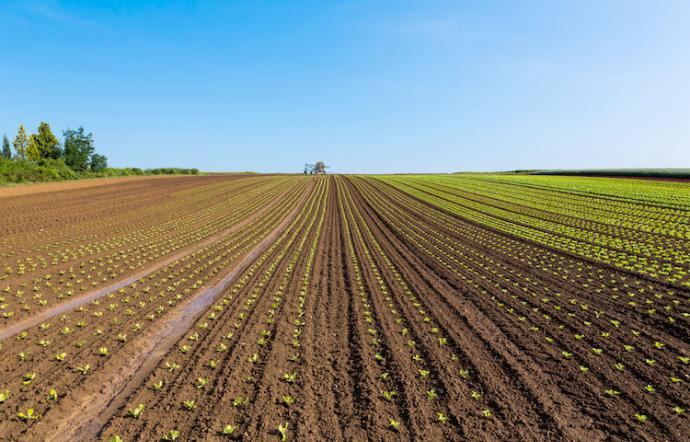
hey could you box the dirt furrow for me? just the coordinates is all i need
[0,182,302,341]
[24,182,315,441]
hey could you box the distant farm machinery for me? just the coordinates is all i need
[304,161,329,174]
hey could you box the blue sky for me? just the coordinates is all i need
[1,0,689,173]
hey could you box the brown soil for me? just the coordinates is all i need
[0,175,177,198]
[0,175,687,442]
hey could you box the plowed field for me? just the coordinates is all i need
[0,174,688,441]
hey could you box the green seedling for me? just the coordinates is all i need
[165,361,180,372]
[128,403,145,418]
[46,388,58,401]
[232,396,248,408]
[222,424,236,435]
[161,430,180,441]
[278,422,289,441]
[22,372,36,385]
[17,408,39,421]
[382,390,397,401]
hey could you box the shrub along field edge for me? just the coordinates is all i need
[0,158,200,185]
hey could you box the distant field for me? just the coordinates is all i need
[508,168,690,179]
[0,174,688,441]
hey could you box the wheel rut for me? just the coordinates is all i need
[26,183,314,442]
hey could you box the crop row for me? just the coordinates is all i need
[100,177,330,441]
[354,176,689,440]
[0,177,305,324]
[376,175,690,286]
[0,177,311,438]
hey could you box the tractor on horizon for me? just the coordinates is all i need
[304,161,329,174]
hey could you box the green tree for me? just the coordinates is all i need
[90,153,108,172]
[1,135,11,159]
[26,135,41,161]
[33,122,61,159]
[63,127,95,171]
[12,125,29,160]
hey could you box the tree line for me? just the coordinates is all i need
[1,122,199,184]
[2,122,107,172]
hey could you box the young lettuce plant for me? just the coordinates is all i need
[17,408,40,421]
[221,424,236,436]
[22,373,36,385]
[278,422,289,441]
[232,396,248,408]
[128,403,145,419]
[161,429,180,441]
[46,388,58,402]
[282,372,297,383]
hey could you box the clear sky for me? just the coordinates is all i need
[1,1,689,173]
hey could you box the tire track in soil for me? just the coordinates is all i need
[0,182,306,439]
[98,178,326,441]
[0,183,301,342]
[26,181,316,442]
